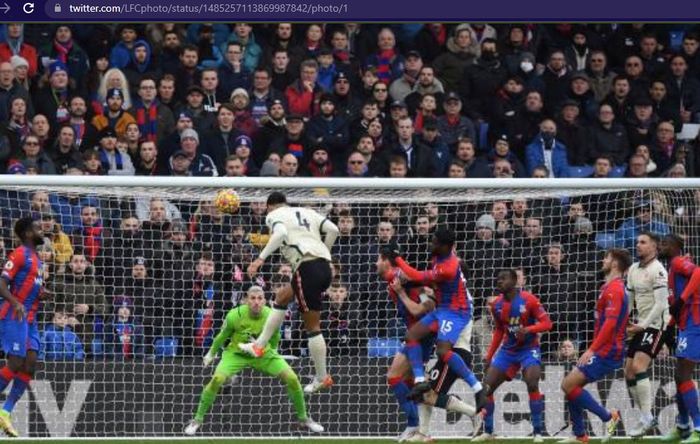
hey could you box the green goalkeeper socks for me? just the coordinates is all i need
[195,375,225,423]
[281,371,307,420]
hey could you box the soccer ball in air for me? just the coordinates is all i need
[214,189,240,214]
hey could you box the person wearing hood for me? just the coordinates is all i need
[461,38,509,120]
[511,52,545,92]
[39,25,90,93]
[586,50,616,102]
[525,119,570,178]
[501,24,538,74]
[433,25,478,93]
[0,24,37,78]
[50,125,83,174]
[487,134,526,177]
[124,40,160,94]
[109,24,140,69]
[490,76,527,142]
[194,25,224,70]
[563,27,591,72]
[219,23,261,73]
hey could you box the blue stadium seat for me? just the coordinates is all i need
[595,232,617,250]
[479,122,489,151]
[610,165,627,178]
[367,337,403,358]
[568,165,594,178]
[154,337,179,358]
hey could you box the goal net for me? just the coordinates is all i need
[0,176,696,438]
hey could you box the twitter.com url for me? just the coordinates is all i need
[66,2,349,15]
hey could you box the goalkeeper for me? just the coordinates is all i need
[185,286,324,435]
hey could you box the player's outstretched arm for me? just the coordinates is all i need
[395,257,454,285]
[391,279,435,317]
[484,304,505,363]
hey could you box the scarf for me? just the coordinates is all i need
[99,148,124,172]
[376,49,396,84]
[7,27,22,55]
[54,39,74,64]
[136,100,159,142]
[8,118,31,139]
[431,25,447,46]
[72,121,86,146]
[83,224,103,261]
[306,160,334,177]
[333,49,350,63]
[116,322,133,358]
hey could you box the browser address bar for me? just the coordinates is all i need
[46,0,351,19]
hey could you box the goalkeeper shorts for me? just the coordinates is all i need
[215,350,291,378]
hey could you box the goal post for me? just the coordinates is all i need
[0,175,698,438]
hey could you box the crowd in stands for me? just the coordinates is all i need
[0,23,700,362]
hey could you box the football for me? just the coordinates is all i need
[214,188,241,214]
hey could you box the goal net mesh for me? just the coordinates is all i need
[0,181,695,438]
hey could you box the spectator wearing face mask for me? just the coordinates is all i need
[525,119,570,178]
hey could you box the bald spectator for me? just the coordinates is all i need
[525,119,570,177]
[279,153,299,177]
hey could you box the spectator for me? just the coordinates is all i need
[39,211,73,267]
[133,76,175,144]
[222,154,245,177]
[324,283,359,356]
[364,28,404,86]
[649,80,681,127]
[229,87,258,136]
[602,75,633,124]
[0,61,31,124]
[386,117,435,177]
[331,71,361,121]
[492,157,515,178]
[91,88,136,138]
[433,25,478,93]
[285,59,323,118]
[134,140,166,176]
[124,40,159,94]
[420,118,450,176]
[354,135,386,177]
[248,67,284,123]
[52,251,108,350]
[96,128,136,176]
[389,50,424,102]
[231,134,258,176]
[447,159,466,178]
[567,71,599,122]
[556,100,588,166]
[34,61,76,128]
[268,113,311,161]
[555,339,579,363]
[253,99,287,165]
[0,24,37,79]
[525,119,570,178]
[627,153,650,178]
[488,134,526,178]
[454,137,490,178]
[587,50,616,102]
[106,296,145,360]
[511,216,546,274]
[279,152,299,177]
[157,74,180,114]
[404,66,445,114]
[71,203,108,265]
[589,155,613,178]
[614,201,670,253]
[461,214,506,303]
[585,103,630,166]
[461,38,508,119]
[67,96,95,151]
[651,120,682,175]
[194,25,223,70]
[220,23,261,73]
[345,151,369,177]
[305,146,334,177]
[307,94,350,157]
[625,95,659,149]
[634,144,657,176]
[11,134,57,175]
[40,310,85,361]
[169,128,217,176]
[270,49,295,93]
[540,50,571,114]
[436,92,476,150]
[217,42,251,101]
[388,155,408,178]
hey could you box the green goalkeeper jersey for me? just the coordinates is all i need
[208,305,281,356]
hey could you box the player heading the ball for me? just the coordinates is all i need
[242,191,340,394]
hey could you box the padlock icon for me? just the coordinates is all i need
[54,3,61,12]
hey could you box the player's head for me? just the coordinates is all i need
[14,216,43,246]
[266,191,287,213]
[660,233,684,259]
[376,246,396,275]
[246,285,267,315]
[496,269,518,294]
[603,248,633,275]
[431,227,455,255]
[636,231,660,260]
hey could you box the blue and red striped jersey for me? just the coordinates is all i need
[669,255,700,330]
[592,277,629,360]
[0,245,43,323]
[384,267,425,329]
[489,290,550,352]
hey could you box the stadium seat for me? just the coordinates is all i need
[568,165,594,178]
[154,337,179,358]
[367,337,403,357]
[479,122,489,151]
[595,232,617,249]
[610,165,627,178]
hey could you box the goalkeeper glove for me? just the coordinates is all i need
[203,352,215,367]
